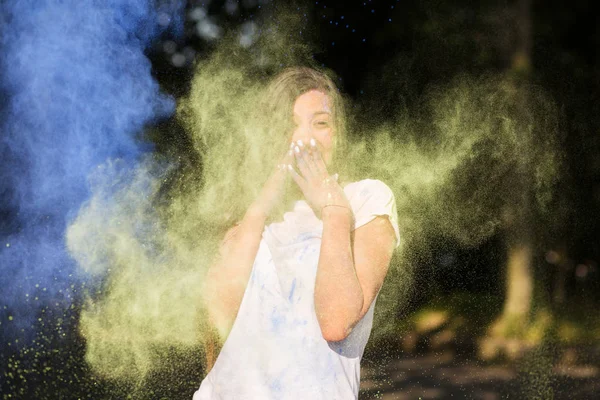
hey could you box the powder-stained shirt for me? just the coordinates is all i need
[193,179,400,400]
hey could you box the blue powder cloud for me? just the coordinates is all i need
[0,0,183,343]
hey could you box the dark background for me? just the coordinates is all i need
[150,0,599,300]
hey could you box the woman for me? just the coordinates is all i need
[194,67,400,399]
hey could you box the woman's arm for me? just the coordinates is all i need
[201,208,267,340]
[315,210,396,342]
[201,151,294,340]
[286,141,397,342]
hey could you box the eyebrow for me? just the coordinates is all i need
[292,111,331,121]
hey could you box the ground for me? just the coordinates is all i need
[359,349,600,399]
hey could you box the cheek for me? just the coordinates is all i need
[316,129,334,149]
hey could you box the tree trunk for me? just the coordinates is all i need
[500,0,535,332]
[483,0,536,356]
[502,241,533,323]
[479,226,537,359]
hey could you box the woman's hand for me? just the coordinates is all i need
[287,138,351,219]
[247,149,295,219]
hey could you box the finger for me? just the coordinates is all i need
[286,163,307,192]
[295,139,319,178]
[309,138,318,156]
[309,139,328,177]
[295,139,308,160]
[302,147,321,178]
[293,143,313,179]
[304,138,322,178]
[281,149,294,166]
[274,150,294,179]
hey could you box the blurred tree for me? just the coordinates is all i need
[489,0,539,347]
[351,0,568,355]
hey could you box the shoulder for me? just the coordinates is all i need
[344,179,400,247]
[343,178,395,200]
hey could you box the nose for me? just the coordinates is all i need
[292,126,312,145]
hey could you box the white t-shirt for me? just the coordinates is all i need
[193,179,400,400]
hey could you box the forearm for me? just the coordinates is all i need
[314,206,364,341]
[202,206,267,338]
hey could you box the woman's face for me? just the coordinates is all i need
[290,90,334,166]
